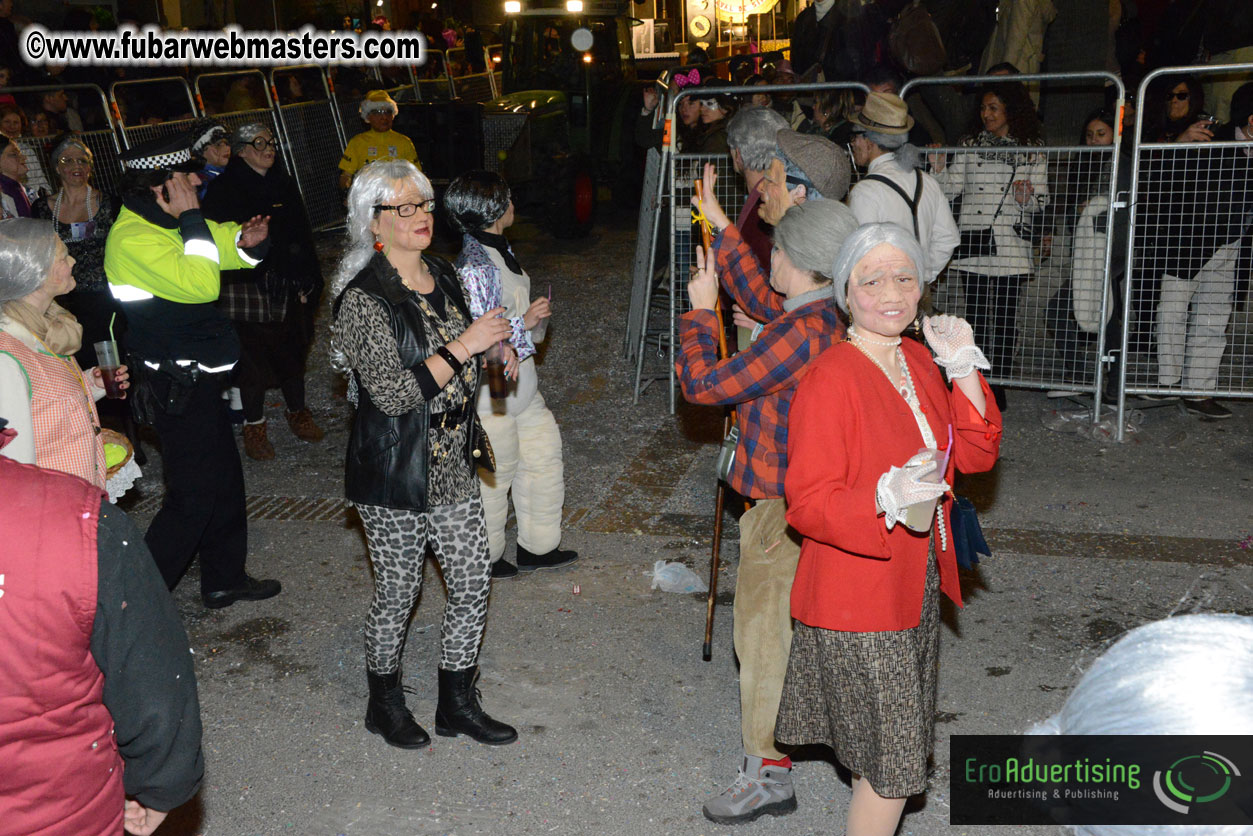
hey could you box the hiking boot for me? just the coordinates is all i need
[242,421,275,460]
[1184,398,1232,420]
[286,408,324,442]
[702,755,797,825]
[516,545,579,573]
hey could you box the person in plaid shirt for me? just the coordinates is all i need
[677,162,857,825]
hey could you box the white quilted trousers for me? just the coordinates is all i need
[477,390,565,560]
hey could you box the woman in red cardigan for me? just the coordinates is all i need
[777,223,1002,836]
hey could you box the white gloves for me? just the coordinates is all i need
[923,314,990,381]
[876,451,950,531]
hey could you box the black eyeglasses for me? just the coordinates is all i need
[248,137,279,150]
[1169,91,1190,101]
[374,199,436,217]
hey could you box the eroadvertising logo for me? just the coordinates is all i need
[949,735,1253,826]
[1153,751,1240,815]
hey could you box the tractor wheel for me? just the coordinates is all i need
[544,154,596,239]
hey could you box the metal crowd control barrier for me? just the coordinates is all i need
[110,77,198,148]
[407,50,455,101]
[901,72,1126,415]
[270,66,349,231]
[447,47,498,102]
[2,83,122,197]
[1117,62,1253,439]
[193,70,292,173]
[489,45,504,98]
[631,80,869,412]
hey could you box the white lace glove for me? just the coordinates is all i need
[875,452,950,531]
[923,314,991,381]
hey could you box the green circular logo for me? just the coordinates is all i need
[1153,752,1240,815]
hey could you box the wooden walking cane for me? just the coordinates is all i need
[694,177,734,662]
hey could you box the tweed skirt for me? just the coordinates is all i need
[775,545,940,798]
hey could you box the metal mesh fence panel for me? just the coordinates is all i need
[119,117,200,150]
[649,81,869,410]
[900,72,1127,397]
[925,142,1120,392]
[0,84,119,200]
[1122,65,1253,406]
[73,131,125,196]
[276,99,346,230]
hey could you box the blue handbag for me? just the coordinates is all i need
[950,494,991,570]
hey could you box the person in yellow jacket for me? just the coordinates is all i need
[338,90,419,190]
[104,132,282,609]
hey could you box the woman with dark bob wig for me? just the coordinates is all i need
[330,159,518,750]
[446,170,576,579]
[929,80,1048,411]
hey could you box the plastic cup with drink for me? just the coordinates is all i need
[902,431,951,532]
[93,340,125,399]
[485,341,509,412]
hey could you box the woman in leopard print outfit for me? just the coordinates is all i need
[330,159,518,749]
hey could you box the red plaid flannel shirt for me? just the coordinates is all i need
[676,224,844,499]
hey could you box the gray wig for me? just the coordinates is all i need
[230,122,271,153]
[1027,614,1253,836]
[329,159,434,373]
[726,105,787,171]
[50,135,93,166]
[772,199,858,283]
[0,218,59,302]
[830,222,929,313]
[859,128,923,171]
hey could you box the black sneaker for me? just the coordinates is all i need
[202,575,281,609]
[1184,398,1232,420]
[490,559,519,579]
[516,546,579,573]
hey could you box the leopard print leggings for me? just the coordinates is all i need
[357,497,492,673]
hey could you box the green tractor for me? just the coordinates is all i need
[399,0,642,238]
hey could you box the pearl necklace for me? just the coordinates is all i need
[847,324,901,348]
[52,185,94,237]
[849,334,949,552]
[850,336,915,404]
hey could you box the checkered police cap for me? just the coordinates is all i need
[120,133,202,173]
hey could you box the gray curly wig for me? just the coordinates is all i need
[771,199,858,283]
[230,122,272,154]
[329,159,434,373]
[830,222,930,314]
[0,218,60,303]
[726,105,787,171]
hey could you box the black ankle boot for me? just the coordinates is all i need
[365,670,430,749]
[434,667,518,745]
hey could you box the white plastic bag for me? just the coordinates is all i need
[650,560,708,594]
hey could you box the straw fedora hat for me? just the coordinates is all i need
[849,92,915,135]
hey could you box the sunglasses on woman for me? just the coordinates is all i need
[1169,91,1190,101]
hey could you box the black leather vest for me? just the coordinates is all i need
[334,251,475,511]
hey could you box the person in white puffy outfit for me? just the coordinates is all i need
[448,171,577,579]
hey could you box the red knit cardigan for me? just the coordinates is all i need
[785,338,1003,632]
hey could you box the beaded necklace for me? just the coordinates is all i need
[848,325,949,551]
[52,184,94,238]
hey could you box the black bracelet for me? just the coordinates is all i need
[435,345,463,373]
